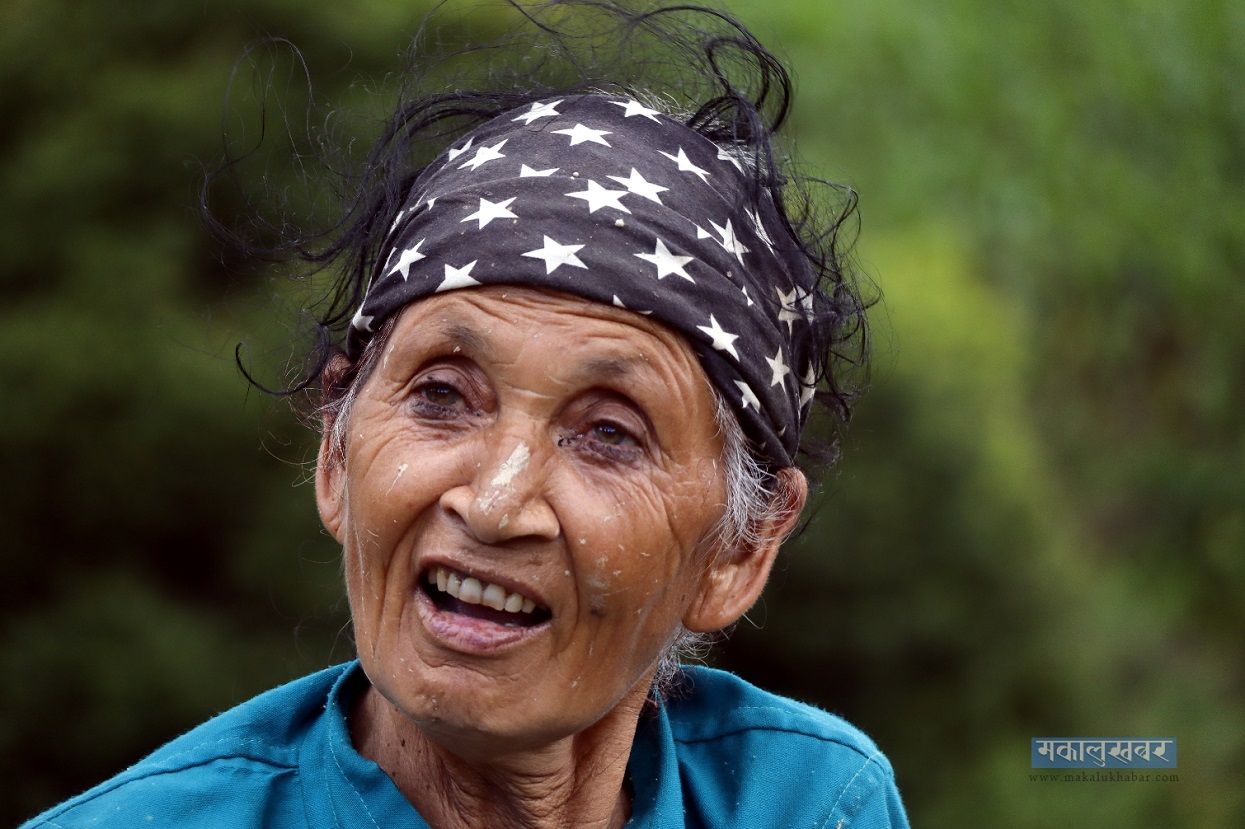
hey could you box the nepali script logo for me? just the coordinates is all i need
[1031,738,1177,769]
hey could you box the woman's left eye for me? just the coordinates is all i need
[417,382,465,409]
[589,422,637,447]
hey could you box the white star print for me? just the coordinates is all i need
[709,219,750,263]
[735,380,761,411]
[437,261,481,292]
[717,147,744,171]
[635,238,694,281]
[520,164,558,177]
[522,236,587,273]
[659,147,710,183]
[387,239,426,280]
[607,168,668,204]
[552,123,612,146]
[351,308,374,332]
[766,348,792,387]
[745,206,775,250]
[461,196,518,228]
[567,180,631,213]
[447,136,474,161]
[610,99,662,121]
[388,207,408,233]
[458,139,508,170]
[696,315,740,360]
[741,285,754,307]
[800,366,817,408]
[512,100,562,125]
[612,295,652,315]
[776,287,802,333]
[695,225,712,240]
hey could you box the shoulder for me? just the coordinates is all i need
[667,665,888,755]
[19,663,353,829]
[663,666,908,828]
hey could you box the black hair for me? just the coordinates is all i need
[204,0,870,469]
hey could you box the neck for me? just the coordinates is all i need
[351,683,647,829]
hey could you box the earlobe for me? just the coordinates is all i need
[315,355,353,543]
[684,468,808,633]
[316,433,346,543]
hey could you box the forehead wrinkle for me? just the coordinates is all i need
[434,318,495,359]
[574,355,646,383]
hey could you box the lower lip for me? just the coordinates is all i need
[414,589,549,654]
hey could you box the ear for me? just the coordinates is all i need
[315,355,353,544]
[316,429,346,543]
[684,467,808,633]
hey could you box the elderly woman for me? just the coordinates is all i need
[24,3,907,828]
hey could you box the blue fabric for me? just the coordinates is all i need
[21,663,908,829]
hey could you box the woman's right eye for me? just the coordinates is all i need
[420,383,462,407]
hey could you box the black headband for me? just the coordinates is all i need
[348,94,817,465]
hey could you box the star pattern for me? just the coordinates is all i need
[461,197,518,228]
[710,219,750,264]
[607,168,667,203]
[458,139,508,170]
[388,239,427,280]
[766,348,791,387]
[635,238,694,281]
[745,206,775,250]
[553,123,612,146]
[612,295,653,315]
[447,136,474,161]
[696,315,740,360]
[437,261,481,292]
[800,366,817,408]
[776,287,802,333]
[522,236,587,273]
[354,94,817,467]
[717,147,744,171]
[513,100,562,125]
[566,180,631,213]
[736,380,761,411]
[389,207,409,233]
[660,147,710,183]
[610,99,662,121]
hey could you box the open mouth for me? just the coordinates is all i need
[422,565,552,628]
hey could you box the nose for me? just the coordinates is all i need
[440,436,561,544]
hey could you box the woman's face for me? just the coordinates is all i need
[317,287,748,757]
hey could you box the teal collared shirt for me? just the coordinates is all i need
[22,662,908,828]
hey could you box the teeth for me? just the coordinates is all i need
[459,577,482,604]
[482,583,506,611]
[428,565,544,616]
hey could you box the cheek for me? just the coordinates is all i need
[337,435,448,623]
[571,482,713,622]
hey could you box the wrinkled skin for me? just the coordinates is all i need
[316,287,805,829]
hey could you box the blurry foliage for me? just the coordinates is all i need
[1,0,1241,826]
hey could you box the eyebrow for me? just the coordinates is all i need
[433,317,664,387]
[434,320,494,358]
[570,351,672,389]
[578,355,642,380]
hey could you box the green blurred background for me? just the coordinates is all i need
[2,0,1242,825]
